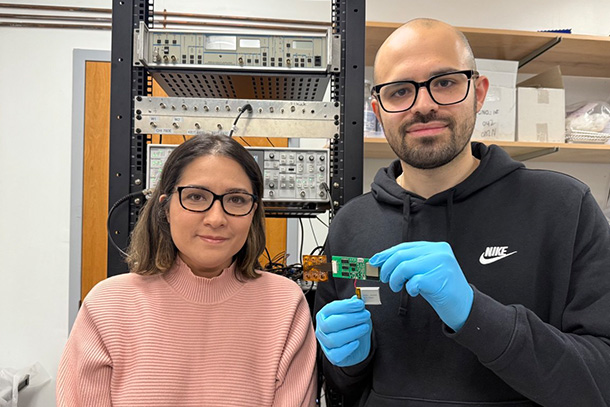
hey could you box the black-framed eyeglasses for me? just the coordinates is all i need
[372,70,479,113]
[176,186,257,216]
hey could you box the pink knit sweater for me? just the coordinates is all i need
[57,259,317,406]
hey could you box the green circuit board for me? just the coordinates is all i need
[331,256,379,280]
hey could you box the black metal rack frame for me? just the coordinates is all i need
[107,0,365,277]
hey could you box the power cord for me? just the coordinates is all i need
[321,182,335,218]
[228,103,252,138]
[107,189,151,257]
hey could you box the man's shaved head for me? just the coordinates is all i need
[373,18,475,85]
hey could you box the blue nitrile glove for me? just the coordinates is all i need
[369,241,473,332]
[315,296,372,367]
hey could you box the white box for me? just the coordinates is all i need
[473,58,518,142]
[476,58,518,88]
[473,86,516,141]
[516,67,566,143]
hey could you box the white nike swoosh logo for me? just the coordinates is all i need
[479,251,517,265]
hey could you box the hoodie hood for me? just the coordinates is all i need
[371,142,524,207]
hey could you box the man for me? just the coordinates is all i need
[314,18,610,407]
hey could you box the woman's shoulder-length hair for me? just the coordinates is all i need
[126,134,266,280]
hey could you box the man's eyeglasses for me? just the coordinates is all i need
[372,70,479,113]
[176,186,257,217]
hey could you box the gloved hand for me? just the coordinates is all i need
[315,296,372,367]
[369,241,473,332]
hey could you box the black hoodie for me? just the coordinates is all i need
[315,142,610,407]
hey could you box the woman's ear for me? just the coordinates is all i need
[159,194,169,223]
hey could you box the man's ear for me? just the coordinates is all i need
[474,75,490,113]
[371,97,384,127]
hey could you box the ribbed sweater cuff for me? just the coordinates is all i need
[446,288,518,363]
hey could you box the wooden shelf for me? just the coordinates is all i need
[364,23,610,164]
[365,22,610,78]
[364,137,610,163]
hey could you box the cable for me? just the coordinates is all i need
[321,181,335,218]
[239,136,252,146]
[298,218,304,263]
[228,103,252,138]
[309,245,324,255]
[315,216,329,228]
[106,189,151,257]
[308,218,319,247]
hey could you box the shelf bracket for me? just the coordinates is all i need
[518,36,562,68]
[512,147,559,162]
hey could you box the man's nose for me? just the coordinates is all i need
[411,86,439,115]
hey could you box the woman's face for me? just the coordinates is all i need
[163,155,256,278]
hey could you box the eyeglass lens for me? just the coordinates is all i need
[379,72,472,112]
[179,187,254,216]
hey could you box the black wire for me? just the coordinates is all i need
[315,216,329,228]
[106,189,150,257]
[228,103,252,138]
[271,250,286,264]
[298,218,304,262]
[310,245,324,255]
[308,218,319,247]
[321,182,335,218]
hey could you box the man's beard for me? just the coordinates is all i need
[383,110,476,170]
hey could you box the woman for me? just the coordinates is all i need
[57,135,317,406]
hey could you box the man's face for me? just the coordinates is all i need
[372,25,488,170]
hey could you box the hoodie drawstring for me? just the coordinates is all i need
[398,195,412,316]
[446,188,455,244]
[397,190,455,316]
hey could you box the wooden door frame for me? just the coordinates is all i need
[70,50,292,331]
[69,49,111,331]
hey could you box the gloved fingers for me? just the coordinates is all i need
[384,253,437,291]
[378,244,442,283]
[317,296,365,318]
[405,273,424,297]
[316,321,371,349]
[316,308,371,334]
[369,241,431,267]
[407,265,451,296]
[320,340,360,366]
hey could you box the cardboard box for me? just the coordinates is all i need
[473,59,518,141]
[476,58,518,88]
[516,66,566,143]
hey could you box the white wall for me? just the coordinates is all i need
[0,11,111,406]
[1,1,609,406]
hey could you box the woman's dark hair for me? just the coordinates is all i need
[126,135,265,279]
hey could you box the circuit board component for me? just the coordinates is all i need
[331,256,379,280]
[302,255,331,282]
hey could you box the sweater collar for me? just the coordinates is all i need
[162,257,245,304]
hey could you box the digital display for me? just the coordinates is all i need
[292,40,313,49]
[239,38,261,48]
